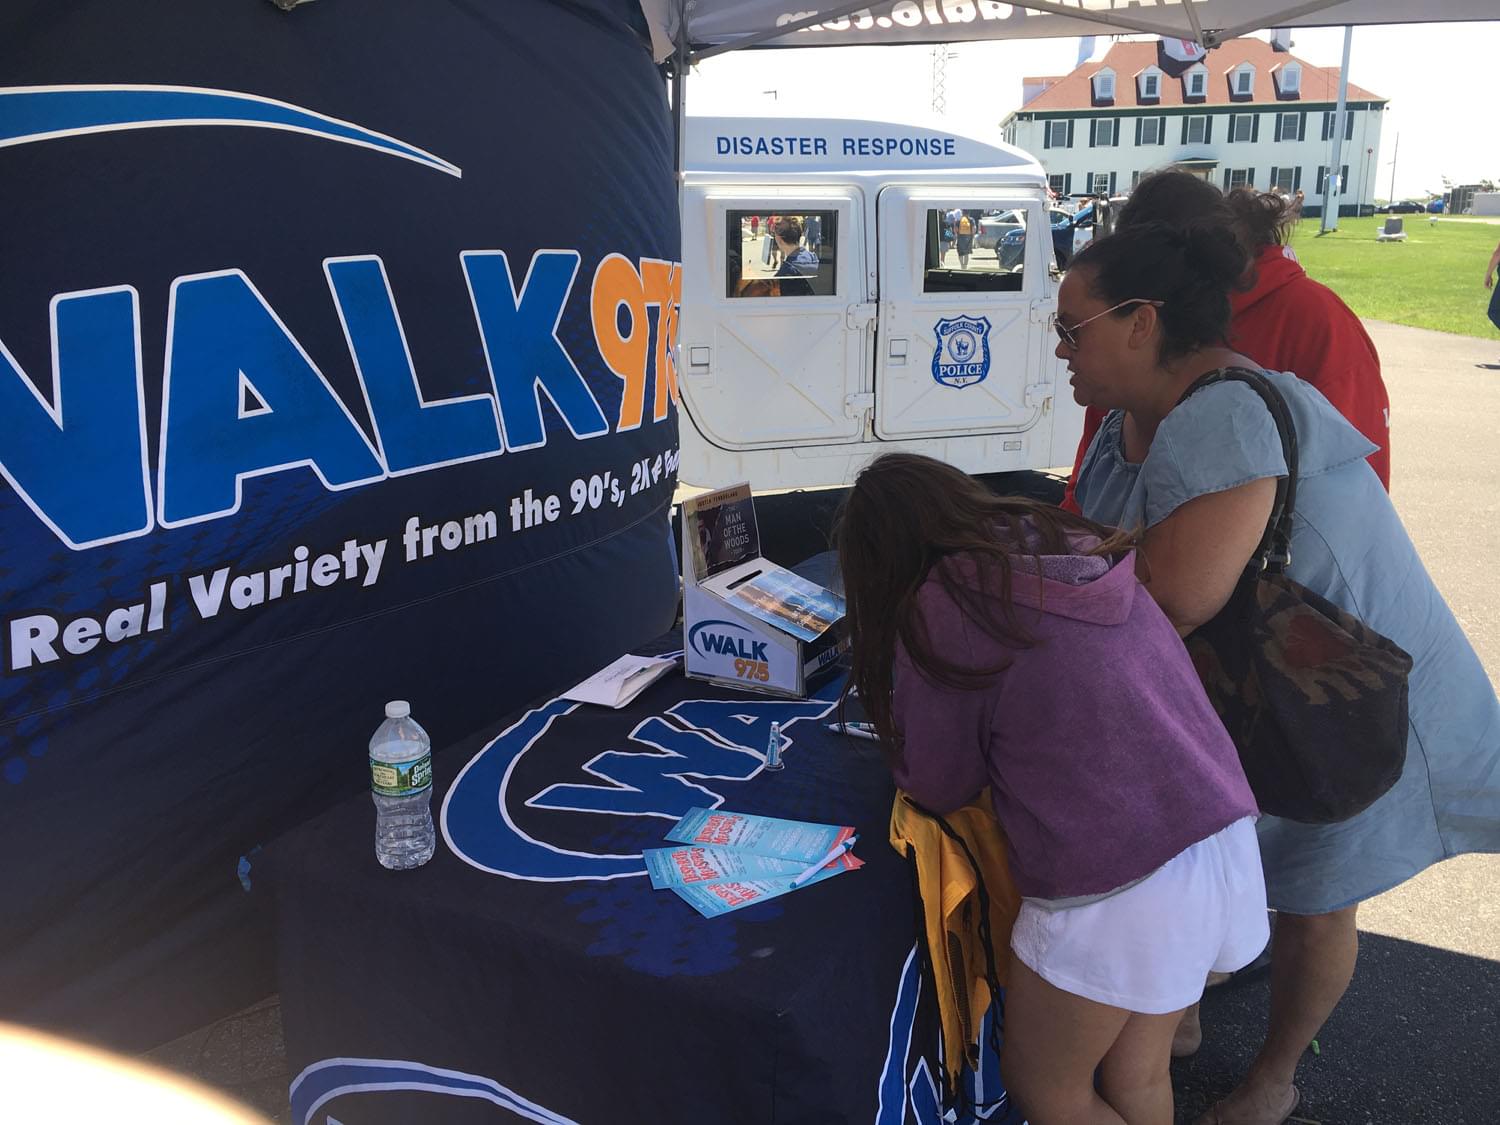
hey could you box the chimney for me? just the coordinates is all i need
[1022,76,1060,105]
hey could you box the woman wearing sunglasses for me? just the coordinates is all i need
[1059,171,1390,516]
[1062,222,1500,1125]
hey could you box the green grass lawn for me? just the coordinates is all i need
[1287,216,1500,338]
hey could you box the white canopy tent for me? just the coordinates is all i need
[639,1,1499,62]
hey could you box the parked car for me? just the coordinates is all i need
[1377,199,1427,214]
[998,207,1077,271]
[976,209,1026,251]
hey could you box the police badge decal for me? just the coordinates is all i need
[931,315,992,388]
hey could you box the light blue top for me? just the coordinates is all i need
[1076,370,1500,913]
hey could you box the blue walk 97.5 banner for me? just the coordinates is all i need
[0,0,679,1047]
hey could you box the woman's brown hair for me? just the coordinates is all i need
[1225,185,1296,249]
[834,453,1134,767]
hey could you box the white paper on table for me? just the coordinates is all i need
[562,653,677,708]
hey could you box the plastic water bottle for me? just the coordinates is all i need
[369,700,435,869]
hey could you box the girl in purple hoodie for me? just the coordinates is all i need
[837,453,1265,1125]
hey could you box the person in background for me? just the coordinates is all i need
[837,453,1267,1125]
[955,211,976,269]
[1061,221,1500,1125]
[773,216,818,296]
[1094,192,1115,239]
[1486,236,1500,338]
[735,277,778,299]
[1061,171,1390,514]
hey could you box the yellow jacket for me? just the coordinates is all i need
[889,790,1020,1096]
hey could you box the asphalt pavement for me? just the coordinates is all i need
[145,319,1500,1125]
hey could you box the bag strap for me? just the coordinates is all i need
[1176,366,1299,577]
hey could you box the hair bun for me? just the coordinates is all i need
[1068,217,1244,362]
[1180,223,1247,286]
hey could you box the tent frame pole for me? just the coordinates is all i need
[672,0,688,179]
[1217,1,1347,43]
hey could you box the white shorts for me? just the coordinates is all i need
[1009,817,1269,1015]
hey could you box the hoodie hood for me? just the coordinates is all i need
[1231,243,1305,321]
[934,548,1138,627]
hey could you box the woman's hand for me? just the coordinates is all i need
[1135,477,1279,636]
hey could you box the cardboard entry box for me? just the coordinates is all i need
[681,484,847,697]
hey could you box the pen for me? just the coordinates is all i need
[824,721,880,742]
[789,834,858,889]
[764,720,784,771]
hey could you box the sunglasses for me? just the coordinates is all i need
[1054,298,1164,350]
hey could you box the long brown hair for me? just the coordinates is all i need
[834,453,1134,767]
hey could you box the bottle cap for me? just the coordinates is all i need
[385,700,411,719]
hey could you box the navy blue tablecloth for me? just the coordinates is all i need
[265,628,1015,1124]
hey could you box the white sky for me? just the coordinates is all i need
[686,22,1500,200]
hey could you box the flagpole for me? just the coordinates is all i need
[1320,25,1354,234]
[1388,132,1400,208]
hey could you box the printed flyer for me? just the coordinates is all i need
[665,807,853,865]
[644,845,805,889]
[644,844,862,890]
[671,860,858,919]
[682,483,760,579]
[727,566,846,643]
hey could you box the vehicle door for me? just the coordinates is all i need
[677,187,869,449]
[873,188,1051,440]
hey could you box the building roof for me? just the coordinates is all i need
[1019,38,1384,111]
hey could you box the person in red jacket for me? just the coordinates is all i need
[1060,172,1390,514]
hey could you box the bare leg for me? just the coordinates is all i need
[1173,971,1231,1057]
[1172,999,1203,1057]
[1001,958,1131,1125]
[1098,1007,1183,1124]
[1195,905,1358,1124]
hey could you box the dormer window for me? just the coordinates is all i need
[1138,66,1163,101]
[1275,62,1302,97]
[1093,68,1115,103]
[1232,64,1255,98]
[1185,65,1207,99]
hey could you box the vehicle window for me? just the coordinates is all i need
[726,210,837,298]
[921,207,1027,294]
